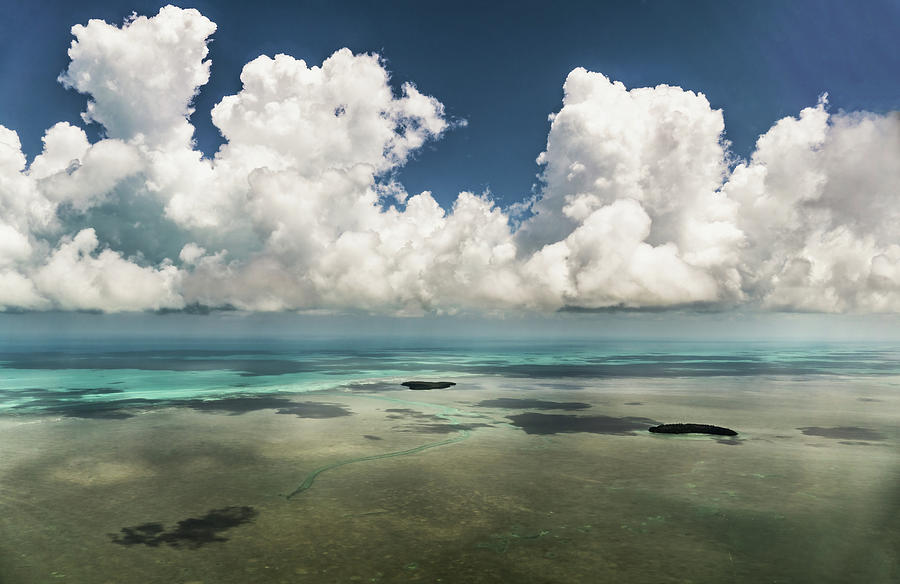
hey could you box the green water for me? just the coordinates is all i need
[0,341,898,583]
[285,395,472,499]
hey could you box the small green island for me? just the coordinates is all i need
[648,423,738,436]
[401,381,457,390]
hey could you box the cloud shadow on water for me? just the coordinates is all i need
[385,408,492,434]
[184,397,352,418]
[506,412,659,435]
[110,506,258,549]
[7,393,352,420]
[798,426,884,441]
[10,396,156,419]
[0,352,314,377]
[474,398,590,411]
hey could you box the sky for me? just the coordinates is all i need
[3,0,898,206]
[0,0,898,322]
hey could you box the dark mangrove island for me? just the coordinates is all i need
[649,423,738,436]
[401,381,457,390]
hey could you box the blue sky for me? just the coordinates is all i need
[2,0,898,208]
[0,1,898,318]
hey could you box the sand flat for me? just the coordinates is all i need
[1,376,898,583]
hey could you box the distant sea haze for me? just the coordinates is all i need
[2,340,899,417]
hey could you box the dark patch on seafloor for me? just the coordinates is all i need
[184,397,351,418]
[0,387,124,400]
[649,423,738,436]
[460,351,900,378]
[385,408,492,434]
[624,402,644,406]
[474,398,590,411]
[715,438,743,445]
[799,426,884,441]
[110,506,258,548]
[857,397,882,402]
[1,387,134,419]
[385,408,436,420]
[401,381,456,390]
[5,392,351,420]
[403,422,493,434]
[9,396,156,419]
[0,351,313,376]
[68,387,124,395]
[506,412,658,435]
[363,435,383,440]
[46,404,136,419]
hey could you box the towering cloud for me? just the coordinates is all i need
[724,100,900,312]
[58,5,217,148]
[519,69,743,309]
[0,5,897,314]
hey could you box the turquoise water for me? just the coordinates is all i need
[3,339,900,415]
[1,339,898,583]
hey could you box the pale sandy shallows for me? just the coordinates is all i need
[1,376,898,584]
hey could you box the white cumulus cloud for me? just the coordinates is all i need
[724,99,900,312]
[58,5,217,148]
[518,69,744,309]
[0,5,897,315]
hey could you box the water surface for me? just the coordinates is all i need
[1,340,897,583]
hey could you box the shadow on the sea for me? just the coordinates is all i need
[406,422,493,434]
[799,426,884,440]
[363,434,383,440]
[385,408,439,421]
[8,393,352,420]
[0,351,316,376]
[10,396,156,419]
[461,352,900,378]
[110,506,258,549]
[3,387,144,419]
[68,387,124,395]
[184,397,352,418]
[0,387,124,400]
[507,412,658,435]
[385,408,492,434]
[43,403,136,419]
[474,398,590,411]
[0,349,473,377]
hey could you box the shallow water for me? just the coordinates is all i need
[0,341,898,583]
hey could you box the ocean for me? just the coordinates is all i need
[1,339,898,583]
